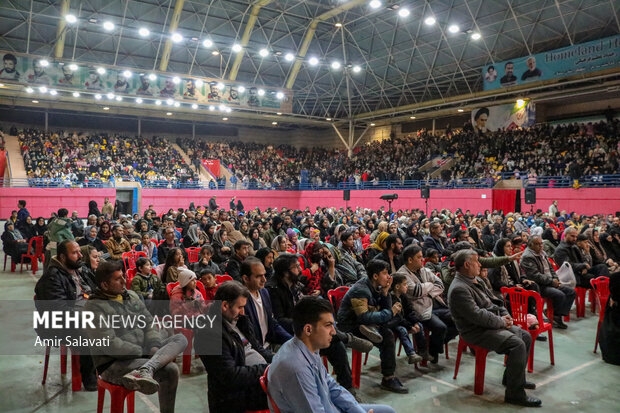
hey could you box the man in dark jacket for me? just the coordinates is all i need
[554,227,597,288]
[158,227,182,264]
[448,249,541,407]
[375,233,404,273]
[337,260,408,394]
[197,281,271,413]
[85,261,187,413]
[208,196,218,212]
[521,236,575,329]
[34,240,97,390]
[423,222,448,256]
[241,257,292,348]
[225,240,251,281]
[17,199,30,226]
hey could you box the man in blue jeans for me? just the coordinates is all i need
[269,296,396,413]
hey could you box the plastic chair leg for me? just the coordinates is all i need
[60,345,67,375]
[594,320,602,353]
[527,334,536,373]
[548,330,554,366]
[363,351,369,366]
[71,352,82,391]
[97,385,105,413]
[473,351,488,395]
[42,346,51,384]
[590,290,596,314]
[351,350,362,389]
[445,342,449,360]
[453,339,465,380]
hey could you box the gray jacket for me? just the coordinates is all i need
[448,273,512,349]
[520,247,558,286]
[395,264,445,321]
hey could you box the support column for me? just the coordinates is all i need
[159,0,185,72]
[54,0,70,59]
[432,118,436,136]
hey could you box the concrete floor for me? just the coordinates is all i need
[1,253,619,413]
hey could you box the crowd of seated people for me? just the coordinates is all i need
[177,119,619,189]
[7,195,620,411]
[17,128,197,184]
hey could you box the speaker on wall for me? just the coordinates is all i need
[525,187,536,204]
[343,189,350,201]
[421,186,430,199]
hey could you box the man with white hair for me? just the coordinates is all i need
[553,227,596,288]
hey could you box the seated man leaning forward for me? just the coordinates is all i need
[447,249,542,408]
[85,261,188,413]
[269,296,396,413]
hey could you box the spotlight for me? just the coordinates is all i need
[172,76,180,84]
[148,73,157,81]
[39,86,48,93]
[136,98,143,103]
[138,27,150,37]
[68,63,78,71]
[232,43,242,53]
[49,90,58,96]
[276,91,284,99]
[192,103,198,109]
[448,24,460,33]
[398,8,410,18]
[331,61,341,70]
[516,99,525,106]
[174,101,180,107]
[195,79,203,87]
[257,89,265,96]
[97,67,106,75]
[335,23,343,28]
[95,94,102,100]
[285,53,295,62]
[410,116,416,119]
[212,50,220,56]
[471,32,481,40]
[308,57,319,66]
[370,123,376,126]
[166,112,172,116]
[115,96,122,101]
[217,82,225,90]
[32,100,39,103]
[65,14,77,24]
[424,16,436,25]
[106,92,114,99]
[103,21,115,31]
[25,87,34,93]
[237,86,246,93]
[222,117,228,121]
[277,112,282,115]
[155,100,162,105]
[39,59,49,67]
[259,48,269,57]
[166,98,174,105]
[208,105,215,111]
[325,117,332,121]
[171,33,183,43]
[457,108,464,112]
[226,107,232,113]
[122,70,132,78]
[369,1,382,9]
[103,106,110,110]
[272,121,278,125]
[219,104,226,111]
[352,65,362,73]
[202,39,213,48]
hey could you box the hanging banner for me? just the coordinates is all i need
[201,159,221,178]
[0,51,293,112]
[482,34,620,91]
[471,101,535,133]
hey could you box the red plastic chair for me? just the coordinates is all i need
[327,286,366,389]
[185,247,201,263]
[452,336,491,395]
[166,281,195,374]
[548,258,559,271]
[122,251,147,273]
[259,365,281,413]
[97,376,135,413]
[215,274,233,285]
[166,281,179,296]
[590,276,610,353]
[3,254,16,272]
[126,268,137,289]
[196,280,208,300]
[501,287,554,372]
[21,236,44,274]
[41,344,82,391]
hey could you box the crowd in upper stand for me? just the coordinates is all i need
[5,119,617,188]
[16,128,197,184]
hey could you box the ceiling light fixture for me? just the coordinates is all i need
[424,16,436,25]
[308,57,319,66]
[171,33,183,43]
[136,98,143,103]
[106,92,114,99]
[448,24,460,33]
[39,86,48,93]
[172,76,180,84]
[237,86,245,93]
[195,79,203,87]
[49,89,57,96]
[25,87,34,93]
[471,32,481,40]
[192,103,198,109]
[103,107,110,110]
[155,100,162,105]
[352,65,362,73]
[97,67,106,75]
[276,91,284,99]
[369,1,382,9]
[65,14,77,24]
[103,21,115,31]
[95,94,102,100]
[122,70,132,78]
[285,53,295,62]
[39,59,49,67]
[211,50,220,56]
[202,39,213,48]
[331,61,341,70]
[398,8,410,18]
[73,92,80,97]
[232,43,242,53]
[222,117,228,121]
[68,63,78,71]
[258,48,269,57]
[166,112,172,116]
[257,89,265,96]
[138,27,150,37]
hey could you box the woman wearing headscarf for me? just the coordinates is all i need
[363,231,389,264]
[17,216,37,241]
[1,222,29,263]
[175,214,190,237]
[271,235,290,257]
[203,222,216,244]
[600,232,620,263]
[255,247,275,279]
[211,228,233,264]
[183,223,209,248]
[78,225,109,253]
[247,226,267,254]
[88,200,101,217]
[80,244,101,284]
[600,274,620,365]
[34,217,48,237]
[300,241,339,296]
[585,228,620,273]
[481,224,498,252]
[221,221,246,245]
[286,228,301,253]
[542,228,559,258]
[97,221,112,241]
[469,226,486,252]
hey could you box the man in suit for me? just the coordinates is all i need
[448,249,542,407]
[423,222,447,256]
[241,257,292,348]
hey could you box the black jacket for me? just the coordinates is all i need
[244,289,292,347]
[554,241,588,275]
[225,254,244,282]
[198,315,272,413]
[265,277,303,335]
[375,251,404,272]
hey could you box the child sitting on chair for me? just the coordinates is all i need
[198,269,218,301]
[170,269,208,318]
[388,273,434,364]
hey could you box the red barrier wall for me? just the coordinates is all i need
[518,188,620,216]
[0,188,116,219]
[1,187,619,219]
